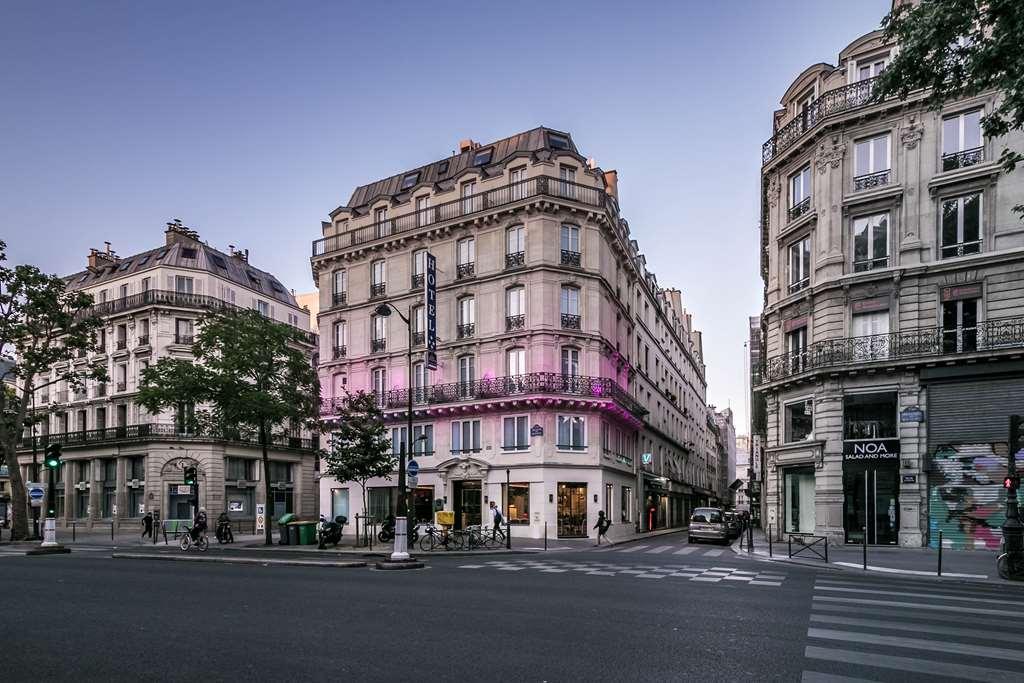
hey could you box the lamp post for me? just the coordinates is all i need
[30,390,40,540]
[505,467,511,549]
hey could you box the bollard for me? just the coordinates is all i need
[506,520,511,550]
[938,530,943,576]
[824,536,829,564]
[747,522,753,554]
[72,521,76,543]
[862,526,868,570]
[768,524,773,558]
[111,522,114,542]
[544,521,548,551]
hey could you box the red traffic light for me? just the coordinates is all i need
[1005,475,1021,490]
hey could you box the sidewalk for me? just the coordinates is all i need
[731,527,1005,584]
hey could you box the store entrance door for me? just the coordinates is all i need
[557,483,587,537]
[452,480,481,530]
[167,484,194,522]
[844,465,899,544]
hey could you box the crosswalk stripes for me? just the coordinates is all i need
[801,576,1024,682]
[593,542,735,558]
[456,559,788,587]
[673,546,698,555]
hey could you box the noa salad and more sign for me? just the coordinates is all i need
[843,439,901,461]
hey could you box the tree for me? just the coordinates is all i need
[874,0,1024,215]
[137,308,320,545]
[321,390,394,539]
[0,240,106,541]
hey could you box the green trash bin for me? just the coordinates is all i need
[287,524,300,546]
[277,513,296,545]
[296,521,318,545]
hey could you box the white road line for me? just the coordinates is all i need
[809,613,1024,644]
[619,544,649,552]
[703,549,723,557]
[586,571,616,576]
[669,573,701,578]
[691,577,722,582]
[722,576,753,581]
[831,561,987,579]
[807,627,1020,662]
[457,565,485,569]
[673,546,698,555]
[804,645,1017,682]
[636,573,667,579]
[646,545,671,554]
[814,584,1024,607]
[749,580,782,586]
[496,567,524,571]
[801,671,876,683]
[813,594,1020,617]
[539,569,567,573]
[710,566,737,571]
[810,603,1010,629]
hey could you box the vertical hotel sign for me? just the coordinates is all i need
[425,252,437,369]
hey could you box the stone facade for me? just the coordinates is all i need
[756,27,1024,547]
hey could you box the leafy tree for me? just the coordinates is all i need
[0,240,106,541]
[874,0,1024,214]
[321,390,394,538]
[138,308,320,545]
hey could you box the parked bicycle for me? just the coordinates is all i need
[179,525,209,552]
[419,524,458,551]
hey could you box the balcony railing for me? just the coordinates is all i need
[371,339,386,353]
[370,283,386,298]
[115,382,127,393]
[457,323,475,339]
[788,197,811,222]
[332,345,347,360]
[456,262,475,279]
[332,292,348,307]
[312,176,606,257]
[788,278,810,295]
[755,316,1024,385]
[136,336,150,347]
[506,315,525,331]
[853,169,891,191]
[942,146,984,172]
[941,239,983,259]
[17,423,318,452]
[411,274,425,290]
[115,340,127,351]
[505,251,525,269]
[324,372,646,417]
[561,313,581,330]
[412,331,425,347]
[763,76,879,164]
[560,250,581,268]
[174,335,194,345]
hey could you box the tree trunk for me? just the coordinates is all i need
[4,443,30,541]
[261,421,273,546]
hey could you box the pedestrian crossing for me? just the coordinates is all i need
[456,558,788,586]
[801,576,1024,682]
[592,542,733,559]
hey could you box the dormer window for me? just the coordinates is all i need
[247,272,262,291]
[548,132,570,150]
[856,56,887,82]
[401,172,420,190]
[472,148,492,167]
[118,261,132,272]
[181,247,198,259]
[437,159,450,176]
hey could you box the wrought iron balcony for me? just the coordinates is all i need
[93,385,106,398]
[457,323,475,339]
[505,251,525,269]
[787,278,810,295]
[412,331,425,347]
[323,372,646,417]
[116,382,127,393]
[942,146,984,172]
[411,274,425,290]
[763,76,879,164]
[506,315,526,331]
[370,283,386,298]
[174,335,194,345]
[17,423,317,452]
[312,176,606,257]
[371,338,386,353]
[115,340,127,351]
[755,316,1024,386]
[853,169,891,191]
[561,313,581,330]
[456,262,475,279]
[941,239,983,259]
[853,256,889,273]
[332,292,347,307]
[39,393,49,404]
[332,345,347,360]
[136,336,149,347]
[788,197,811,222]
[560,250,581,267]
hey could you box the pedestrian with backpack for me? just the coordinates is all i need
[489,500,505,541]
[594,510,612,546]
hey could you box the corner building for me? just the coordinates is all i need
[314,128,714,540]
[755,19,1024,548]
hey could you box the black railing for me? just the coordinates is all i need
[457,323,475,339]
[115,382,127,393]
[370,283,386,298]
[371,339,386,353]
[456,262,475,279]
[332,292,347,307]
[411,274,425,289]
[763,77,879,164]
[788,278,809,295]
[756,316,1024,385]
[332,345,347,360]
[788,197,811,222]
[941,239,983,259]
[853,169,890,191]
[324,372,646,417]
[505,251,525,269]
[136,336,149,347]
[174,335,194,345]
[412,332,425,346]
[853,256,888,273]
[942,146,984,172]
[561,250,581,267]
[115,340,127,351]
[18,423,318,452]
[312,176,605,257]
[561,314,581,330]
[506,315,525,331]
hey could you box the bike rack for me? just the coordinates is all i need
[787,533,828,562]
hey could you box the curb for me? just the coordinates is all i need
[111,552,367,568]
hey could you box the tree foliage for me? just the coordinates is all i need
[874,0,1024,214]
[138,308,320,544]
[321,391,394,526]
[0,240,106,540]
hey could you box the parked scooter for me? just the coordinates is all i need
[377,515,420,544]
[318,515,348,549]
[215,515,234,544]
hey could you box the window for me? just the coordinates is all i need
[374,207,388,236]
[451,419,481,453]
[174,318,193,344]
[789,165,811,218]
[943,297,979,353]
[506,226,526,268]
[268,461,292,483]
[457,297,475,338]
[119,284,129,299]
[332,270,347,305]
[510,166,527,200]
[456,237,475,278]
[461,181,477,214]
[371,315,387,349]
[856,56,886,81]
[784,466,816,534]
[561,347,580,377]
[557,415,586,450]
[559,165,576,198]
[332,321,347,357]
[843,392,897,441]
[247,272,263,291]
[412,249,426,288]
[139,318,150,344]
[548,132,570,150]
[457,355,475,396]
[371,368,387,396]
[942,110,983,170]
[506,286,525,318]
[503,483,530,524]
[621,486,633,523]
[141,277,150,292]
[412,304,425,338]
[786,327,807,374]
[256,299,270,317]
[604,483,613,518]
[560,286,581,329]
[472,148,492,166]
[941,193,982,258]
[854,134,891,189]
[787,237,811,293]
[226,457,255,481]
[506,347,526,377]
[413,424,434,455]
[503,416,529,450]
[437,159,450,175]
[209,254,227,269]
[784,399,813,443]
[175,276,194,294]
[852,213,889,272]
[560,224,581,266]
[416,195,430,227]
[851,311,889,360]
[181,247,197,260]
[401,171,420,190]
[371,259,386,297]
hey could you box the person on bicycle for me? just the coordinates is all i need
[191,507,208,542]
[489,501,504,540]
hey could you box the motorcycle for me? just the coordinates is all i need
[377,517,420,544]
[215,519,234,544]
[318,515,348,549]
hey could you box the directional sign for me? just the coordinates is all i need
[28,486,45,507]
[425,252,437,369]
[407,460,420,477]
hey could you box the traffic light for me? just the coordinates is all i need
[183,466,197,486]
[1012,415,1023,458]
[44,443,62,470]
[1005,475,1020,490]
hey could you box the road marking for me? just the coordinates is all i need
[804,645,1019,681]
[813,594,1021,617]
[586,571,616,576]
[646,545,671,554]
[619,545,648,552]
[749,580,782,586]
[808,613,1024,644]
[457,565,484,569]
[807,627,1020,661]
[496,567,524,571]
[814,584,1024,607]
[673,546,698,555]
[669,573,701,578]
[723,576,753,581]
[691,577,722,582]
[831,561,987,579]
[810,602,1011,629]
[539,569,567,573]
[703,549,723,557]
[636,573,666,579]
[801,672,876,683]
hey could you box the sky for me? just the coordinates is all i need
[0,0,891,435]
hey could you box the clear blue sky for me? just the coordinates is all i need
[0,0,891,433]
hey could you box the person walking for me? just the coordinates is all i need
[141,511,154,540]
[594,510,612,546]
[488,500,504,541]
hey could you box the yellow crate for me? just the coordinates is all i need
[435,510,454,527]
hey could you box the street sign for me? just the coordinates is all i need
[256,503,266,532]
[641,453,653,466]
[900,407,924,423]
[425,252,437,369]
[530,424,544,437]
[28,486,44,507]
[408,475,418,488]
[407,460,419,477]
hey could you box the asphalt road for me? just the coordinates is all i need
[3,540,1023,682]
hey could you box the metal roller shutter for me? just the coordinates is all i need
[928,378,1024,446]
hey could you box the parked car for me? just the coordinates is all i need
[688,507,727,544]
[723,512,742,539]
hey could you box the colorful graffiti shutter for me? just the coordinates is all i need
[928,443,1007,550]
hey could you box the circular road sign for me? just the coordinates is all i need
[407,460,419,477]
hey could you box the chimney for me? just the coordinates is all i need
[458,139,478,153]
[87,247,119,272]
[164,218,201,247]
[603,170,619,200]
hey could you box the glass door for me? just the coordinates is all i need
[557,483,587,537]
[844,465,899,544]
[452,480,481,530]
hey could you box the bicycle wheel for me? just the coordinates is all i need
[179,536,190,551]
[418,534,434,552]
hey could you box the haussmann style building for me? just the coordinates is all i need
[313,127,718,540]
[755,13,1024,548]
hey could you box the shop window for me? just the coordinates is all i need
[502,483,530,524]
[368,487,394,522]
[621,486,633,523]
[843,393,898,440]
[784,399,813,443]
[784,466,815,534]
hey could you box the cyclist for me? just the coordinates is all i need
[191,507,208,543]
